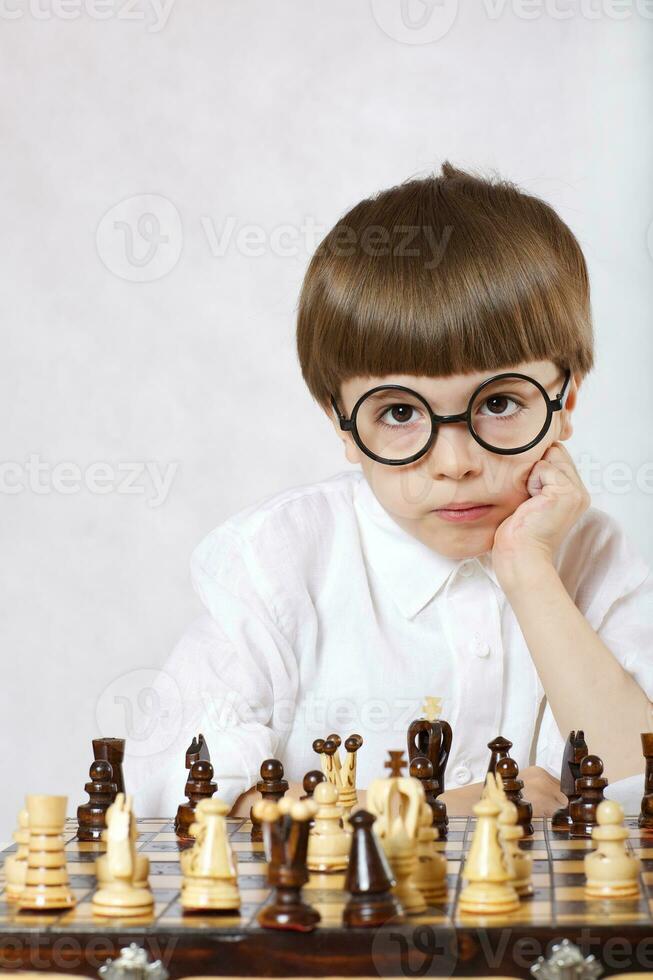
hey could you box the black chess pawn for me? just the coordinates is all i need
[92,737,125,795]
[250,759,288,842]
[495,756,533,837]
[638,733,653,831]
[552,730,588,833]
[300,770,325,830]
[76,760,117,841]
[569,755,608,838]
[300,770,325,800]
[343,809,405,927]
[487,736,513,776]
[410,756,448,840]
[174,759,217,840]
[256,799,320,932]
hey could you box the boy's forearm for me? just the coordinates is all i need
[505,561,652,782]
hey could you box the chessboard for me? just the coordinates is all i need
[3,815,653,977]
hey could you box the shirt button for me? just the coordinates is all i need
[459,562,474,578]
[453,765,472,785]
[469,633,490,658]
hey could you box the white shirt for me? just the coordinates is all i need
[129,468,653,816]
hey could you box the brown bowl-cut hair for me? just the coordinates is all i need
[296,161,594,413]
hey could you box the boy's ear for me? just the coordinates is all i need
[326,402,361,465]
[559,372,582,441]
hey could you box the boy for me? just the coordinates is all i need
[131,162,653,819]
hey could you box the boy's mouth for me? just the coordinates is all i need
[432,503,494,523]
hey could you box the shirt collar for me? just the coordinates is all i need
[352,472,500,619]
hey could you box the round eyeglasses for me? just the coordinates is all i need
[330,369,572,465]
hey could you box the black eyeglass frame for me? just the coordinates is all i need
[330,368,573,465]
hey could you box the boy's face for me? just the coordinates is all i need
[330,359,581,560]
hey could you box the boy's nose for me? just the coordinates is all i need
[426,424,482,480]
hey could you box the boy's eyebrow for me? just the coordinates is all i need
[358,368,565,403]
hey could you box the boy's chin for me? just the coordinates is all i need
[431,526,496,560]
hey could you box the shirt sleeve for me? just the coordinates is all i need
[127,524,300,817]
[535,508,653,778]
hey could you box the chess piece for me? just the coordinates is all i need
[175,759,217,840]
[4,808,30,901]
[77,760,117,842]
[18,795,76,910]
[92,738,125,796]
[500,803,533,897]
[338,734,363,816]
[570,755,608,838]
[324,734,342,781]
[459,795,520,915]
[252,796,320,931]
[92,794,154,917]
[343,810,405,927]
[407,698,452,838]
[300,770,325,800]
[181,797,240,911]
[484,772,532,897]
[186,732,210,767]
[413,780,447,904]
[313,733,363,817]
[638,732,653,831]
[384,750,407,779]
[410,756,447,841]
[307,781,351,872]
[487,736,513,776]
[250,759,288,843]
[552,730,588,832]
[367,759,426,915]
[585,799,640,898]
[96,797,148,890]
[495,756,533,837]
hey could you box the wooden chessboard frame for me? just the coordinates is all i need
[3,816,653,977]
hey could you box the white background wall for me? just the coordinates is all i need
[0,0,651,837]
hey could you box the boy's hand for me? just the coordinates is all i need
[440,766,565,818]
[229,781,305,818]
[519,765,567,817]
[491,442,590,593]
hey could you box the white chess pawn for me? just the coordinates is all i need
[413,797,447,904]
[585,799,640,899]
[307,781,351,872]
[498,800,533,897]
[5,808,30,901]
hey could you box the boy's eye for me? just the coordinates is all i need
[378,404,421,426]
[478,394,522,417]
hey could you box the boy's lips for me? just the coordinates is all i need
[432,503,495,523]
